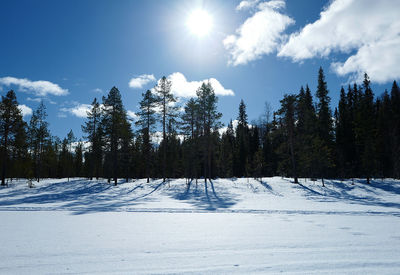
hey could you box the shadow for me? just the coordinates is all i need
[256,179,283,196]
[0,179,162,215]
[293,178,400,210]
[175,180,192,200]
[132,181,166,200]
[169,179,238,211]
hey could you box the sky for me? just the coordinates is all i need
[0,0,399,139]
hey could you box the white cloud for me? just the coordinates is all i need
[26,97,57,105]
[236,0,260,11]
[0,76,68,96]
[127,110,139,121]
[26,97,41,103]
[60,103,91,118]
[278,0,400,83]
[218,119,254,135]
[18,104,32,117]
[224,0,294,66]
[129,74,156,89]
[167,72,234,98]
[92,88,104,94]
[150,131,184,145]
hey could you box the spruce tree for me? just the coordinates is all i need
[277,94,298,183]
[296,85,317,178]
[390,81,400,178]
[235,100,249,177]
[314,67,334,184]
[360,73,376,184]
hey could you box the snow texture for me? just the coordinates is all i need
[1,177,400,274]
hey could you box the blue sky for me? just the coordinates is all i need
[0,0,398,139]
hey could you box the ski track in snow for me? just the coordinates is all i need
[1,177,400,274]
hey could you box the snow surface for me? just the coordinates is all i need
[1,177,400,274]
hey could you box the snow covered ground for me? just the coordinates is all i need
[1,177,400,274]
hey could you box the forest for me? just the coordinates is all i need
[1,67,399,186]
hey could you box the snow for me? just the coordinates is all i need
[1,177,400,274]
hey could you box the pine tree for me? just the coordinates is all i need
[74,141,83,177]
[121,119,134,182]
[180,98,200,181]
[29,102,50,182]
[0,90,25,185]
[219,120,235,178]
[154,76,177,182]
[58,137,69,178]
[10,116,29,179]
[82,98,103,180]
[260,102,275,176]
[102,87,130,185]
[135,90,157,183]
[196,82,222,183]
[66,129,76,181]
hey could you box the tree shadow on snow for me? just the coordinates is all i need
[293,179,400,210]
[0,179,157,215]
[255,179,283,196]
[170,179,238,211]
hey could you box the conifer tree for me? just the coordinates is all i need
[180,98,200,181]
[136,90,157,183]
[235,100,249,177]
[82,98,103,180]
[390,81,400,178]
[314,67,334,184]
[196,82,222,183]
[0,90,25,185]
[74,141,83,177]
[277,94,298,183]
[360,73,376,184]
[154,76,177,182]
[102,87,131,185]
[220,120,235,178]
[296,85,317,178]
[66,129,76,181]
[29,102,50,182]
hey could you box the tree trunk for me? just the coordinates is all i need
[1,133,8,186]
[289,135,298,183]
[162,96,166,182]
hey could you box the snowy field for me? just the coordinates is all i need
[1,177,400,274]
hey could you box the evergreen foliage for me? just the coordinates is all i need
[1,68,400,184]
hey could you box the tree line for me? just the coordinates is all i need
[0,67,399,186]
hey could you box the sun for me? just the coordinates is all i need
[186,9,213,37]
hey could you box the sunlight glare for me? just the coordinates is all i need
[186,9,213,37]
